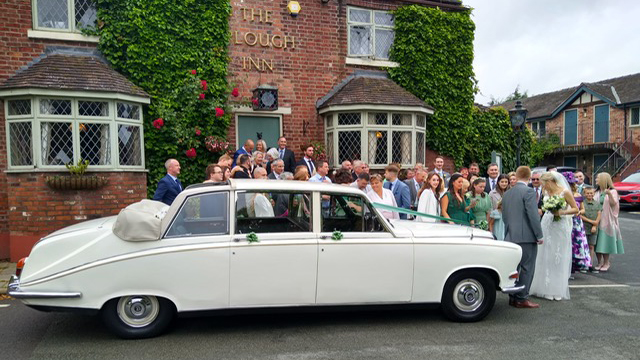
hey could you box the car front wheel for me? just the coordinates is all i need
[440,270,496,322]
[101,295,175,339]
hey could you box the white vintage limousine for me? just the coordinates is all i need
[9,179,523,338]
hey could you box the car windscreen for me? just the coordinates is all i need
[623,173,640,183]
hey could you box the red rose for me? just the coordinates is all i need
[251,98,259,106]
[153,118,164,129]
[199,93,205,100]
[201,80,208,92]
[215,107,224,117]
[186,148,197,158]
[191,70,197,75]
[231,88,239,97]
[195,128,201,136]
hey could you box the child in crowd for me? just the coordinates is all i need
[581,186,602,272]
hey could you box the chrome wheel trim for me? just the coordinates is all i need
[116,295,160,328]
[452,279,484,312]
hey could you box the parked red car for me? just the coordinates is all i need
[614,172,640,206]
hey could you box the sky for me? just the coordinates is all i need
[464,0,640,105]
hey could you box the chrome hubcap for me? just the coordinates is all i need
[117,296,160,328]
[453,279,484,312]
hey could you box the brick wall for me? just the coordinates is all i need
[6,172,147,260]
[227,0,414,160]
[543,102,626,145]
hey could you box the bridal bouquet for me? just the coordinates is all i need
[542,195,566,221]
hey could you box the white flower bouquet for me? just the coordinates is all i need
[542,195,566,221]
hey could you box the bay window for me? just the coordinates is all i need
[5,97,145,170]
[325,111,426,169]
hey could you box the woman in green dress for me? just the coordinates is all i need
[594,172,624,272]
[441,173,471,224]
[468,177,492,228]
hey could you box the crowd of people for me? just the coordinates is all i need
[153,137,625,307]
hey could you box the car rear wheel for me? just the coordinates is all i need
[101,295,175,339]
[440,270,496,322]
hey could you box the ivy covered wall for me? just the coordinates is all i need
[92,0,232,194]
[389,5,535,171]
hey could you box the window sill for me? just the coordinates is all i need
[345,57,399,68]
[28,29,99,43]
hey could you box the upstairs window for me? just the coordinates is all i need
[34,0,97,32]
[348,7,395,60]
[631,107,640,126]
[531,120,546,136]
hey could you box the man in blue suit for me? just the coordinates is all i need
[383,164,411,220]
[153,158,182,205]
[232,139,254,168]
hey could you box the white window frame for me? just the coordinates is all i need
[347,7,395,61]
[4,96,146,171]
[32,0,97,33]
[325,111,426,169]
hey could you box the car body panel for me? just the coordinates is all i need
[11,179,521,318]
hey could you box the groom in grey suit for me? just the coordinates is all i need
[502,166,544,308]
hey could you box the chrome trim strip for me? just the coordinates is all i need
[8,275,82,299]
[500,285,525,294]
[21,242,230,287]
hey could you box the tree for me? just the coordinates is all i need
[488,85,529,106]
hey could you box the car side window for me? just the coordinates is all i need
[165,192,229,238]
[321,194,386,233]
[235,191,312,234]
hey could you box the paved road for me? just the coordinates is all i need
[1,210,638,360]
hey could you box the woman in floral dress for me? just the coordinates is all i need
[562,172,591,272]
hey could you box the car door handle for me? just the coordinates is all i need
[319,235,331,240]
[233,236,244,242]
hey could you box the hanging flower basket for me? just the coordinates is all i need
[45,175,109,191]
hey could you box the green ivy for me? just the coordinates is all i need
[389,6,536,171]
[92,0,231,195]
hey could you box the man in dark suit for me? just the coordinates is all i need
[484,163,500,194]
[296,144,316,176]
[502,166,544,309]
[276,136,296,173]
[433,156,451,187]
[268,159,285,180]
[232,154,252,178]
[232,139,254,168]
[153,158,182,205]
[404,168,426,210]
[528,171,544,214]
[383,164,411,220]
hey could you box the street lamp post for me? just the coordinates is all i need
[509,100,528,167]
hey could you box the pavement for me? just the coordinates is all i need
[0,262,16,295]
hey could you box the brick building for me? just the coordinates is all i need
[0,0,465,260]
[500,73,640,181]
[227,0,465,169]
[0,1,149,260]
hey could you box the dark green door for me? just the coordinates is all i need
[237,116,280,150]
[564,156,577,168]
[594,105,609,143]
[564,109,577,145]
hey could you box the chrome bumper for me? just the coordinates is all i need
[500,284,525,294]
[8,275,82,299]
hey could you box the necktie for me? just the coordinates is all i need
[491,179,496,190]
[390,182,394,192]
[280,149,284,159]
[308,159,314,173]
[536,187,540,201]
[175,178,182,191]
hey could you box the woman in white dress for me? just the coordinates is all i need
[367,173,399,220]
[530,171,579,301]
[416,171,445,222]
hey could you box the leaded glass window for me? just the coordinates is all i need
[5,97,145,169]
[347,7,394,60]
[35,0,97,32]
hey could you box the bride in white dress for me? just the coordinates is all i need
[530,171,579,301]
